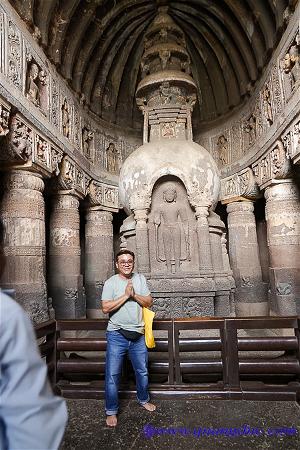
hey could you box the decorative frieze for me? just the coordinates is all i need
[103,183,119,209]
[58,155,90,197]
[89,180,120,212]
[252,139,291,189]
[50,76,59,127]
[220,167,259,202]
[1,112,65,178]
[0,99,10,137]
[9,115,33,161]
[7,19,22,90]
[282,113,300,164]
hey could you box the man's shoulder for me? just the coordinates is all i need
[105,274,118,282]
[0,291,26,321]
[103,274,119,287]
[132,273,147,282]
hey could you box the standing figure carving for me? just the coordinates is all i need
[62,99,70,139]
[216,135,228,165]
[106,143,120,173]
[26,62,40,106]
[153,184,190,273]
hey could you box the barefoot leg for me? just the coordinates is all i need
[106,415,118,427]
[142,402,156,412]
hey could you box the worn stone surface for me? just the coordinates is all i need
[85,208,113,318]
[265,181,300,315]
[118,9,232,317]
[61,399,300,450]
[0,170,49,323]
[227,200,268,316]
[48,193,84,319]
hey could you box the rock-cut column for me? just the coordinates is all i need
[0,170,48,323]
[227,200,268,316]
[85,208,113,318]
[265,181,300,315]
[194,206,213,272]
[134,208,150,274]
[48,192,84,319]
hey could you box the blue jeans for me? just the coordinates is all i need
[105,330,150,415]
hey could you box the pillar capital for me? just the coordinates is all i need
[2,169,44,193]
[194,205,209,218]
[264,179,298,202]
[134,208,148,224]
[226,199,254,214]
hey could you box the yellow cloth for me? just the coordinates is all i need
[143,307,155,348]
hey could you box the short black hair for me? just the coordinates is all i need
[115,249,135,262]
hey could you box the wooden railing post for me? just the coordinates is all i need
[224,319,240,391]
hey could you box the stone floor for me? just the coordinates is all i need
[60,399,300,450]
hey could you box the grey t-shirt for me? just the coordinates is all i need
[101,273,151,332]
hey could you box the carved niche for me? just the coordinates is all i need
[61,98,71,139]
[261,82,273,126]
[82,126,94,161]
[25,58,47,111]
[148,176,199,275]
[281,31,300,99]
[216,134,229,166]
[105,142,121,174]
[243,113,257,146]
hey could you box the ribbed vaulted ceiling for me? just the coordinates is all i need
[9,0,292,131]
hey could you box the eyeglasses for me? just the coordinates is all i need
[119,260,134,266]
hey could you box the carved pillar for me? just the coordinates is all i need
[134,208,150,273]
[265,180,300,315]
[221,233,236,316]
[0,170,48,323]
[48,192,84,319]
[227,200,268,316]
[194,206,213,272]
[85,208,113,318]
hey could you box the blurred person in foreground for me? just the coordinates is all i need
[101,249,156,427]
[0,218,68,449]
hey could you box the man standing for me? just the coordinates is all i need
[101,249,156,427]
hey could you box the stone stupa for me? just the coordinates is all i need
[119,7,234,318]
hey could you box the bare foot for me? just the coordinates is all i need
[106,415,117,427]
[142,402,156,412]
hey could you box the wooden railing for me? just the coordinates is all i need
[35,316,300,401]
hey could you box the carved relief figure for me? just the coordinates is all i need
[10,119,32,160]
[290,41,300,89]
[26,62,40,106]
[262,84,273,125]
[216,134,228,165]
[61,99,70,138]
[0,106,10,136]
[281,35,300,92]
[82,127,94,160]
[244,114,256,145]
[161,122,175,138]
[106,143,120,173]
[153,184,190,273]
[36,136,48,165]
